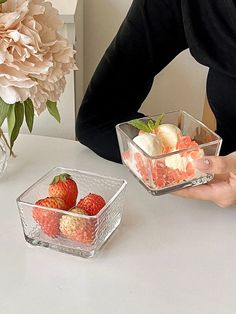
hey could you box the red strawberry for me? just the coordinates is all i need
[59,208,94,244]
[77,193,106,216]
[48,173,78,210]
[33,197,67,237]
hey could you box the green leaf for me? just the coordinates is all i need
[51,173,71,184]
[46,100,61,123]
[24,98,34,133]
[128,119,151,133]
[0,98,10,127]
[0,0,7,4]
[7,105,16,139]
[7,102,24,151]
[154,113,164,129]
[129,114,165,133]
[147,119,155,131]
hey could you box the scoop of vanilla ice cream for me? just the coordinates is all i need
[156,124,182,150]
[165,154,188,172]
[165,149,205,172]
[133,133,163,157]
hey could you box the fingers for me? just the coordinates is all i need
[173,185,214,201]
[173,152,236,207]
[173,178,236,208]
[193,152,236,174]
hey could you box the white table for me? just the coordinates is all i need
[1,135,236,314]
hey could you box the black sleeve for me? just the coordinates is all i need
[76,0,187,163]
[182,0,236,78]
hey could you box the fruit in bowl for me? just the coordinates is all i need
[59,208,94,244]
[116,110,222,195]
[59,194,106,244]
[32,173,106,243]
[48,173,79,210]
[17,167,127,258]
[126,116,204,188]
[33,197,67,238]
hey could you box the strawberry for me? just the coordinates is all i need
[48,173,78,210]
[77,193,106,216]
[59,208,94,244]
[32,197,67,237]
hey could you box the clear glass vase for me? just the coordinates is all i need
[0,137,7,177]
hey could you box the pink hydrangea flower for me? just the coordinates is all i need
[0,0,76,114]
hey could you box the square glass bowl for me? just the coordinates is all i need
[16,167,127,258]
[116,110,222,195]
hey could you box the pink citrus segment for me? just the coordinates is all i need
[162,146,172,154]
[150,158,197,188]
[122,150,131,160]
[125,134,202,189]
[151,160,168,188]
[189,150,200,159]
[186,162,195,176]
[176,136,198,150]
[134,152,149,181]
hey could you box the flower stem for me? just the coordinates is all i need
[0,128,16,158]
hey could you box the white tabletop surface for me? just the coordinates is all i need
[1,134,236,314]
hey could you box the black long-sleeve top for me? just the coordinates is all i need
[76,0,236,163]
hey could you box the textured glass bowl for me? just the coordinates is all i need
[17,167,127,258]
[116,110,222,196]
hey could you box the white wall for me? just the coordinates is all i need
[84,0,209,119]
[75,0,84,117]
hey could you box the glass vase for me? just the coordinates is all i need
[0,137,7,177]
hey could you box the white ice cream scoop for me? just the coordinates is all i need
[165,148,205,172]
[133,133,163,157]
[156,124,182,150]
[165,154,188,172]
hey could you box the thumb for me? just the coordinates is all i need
[193,152,236,174]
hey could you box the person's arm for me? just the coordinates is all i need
[76,0,187,163]
[174,153,236,207]
[76,3,152,163]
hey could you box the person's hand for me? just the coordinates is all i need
[173,152,236,208]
